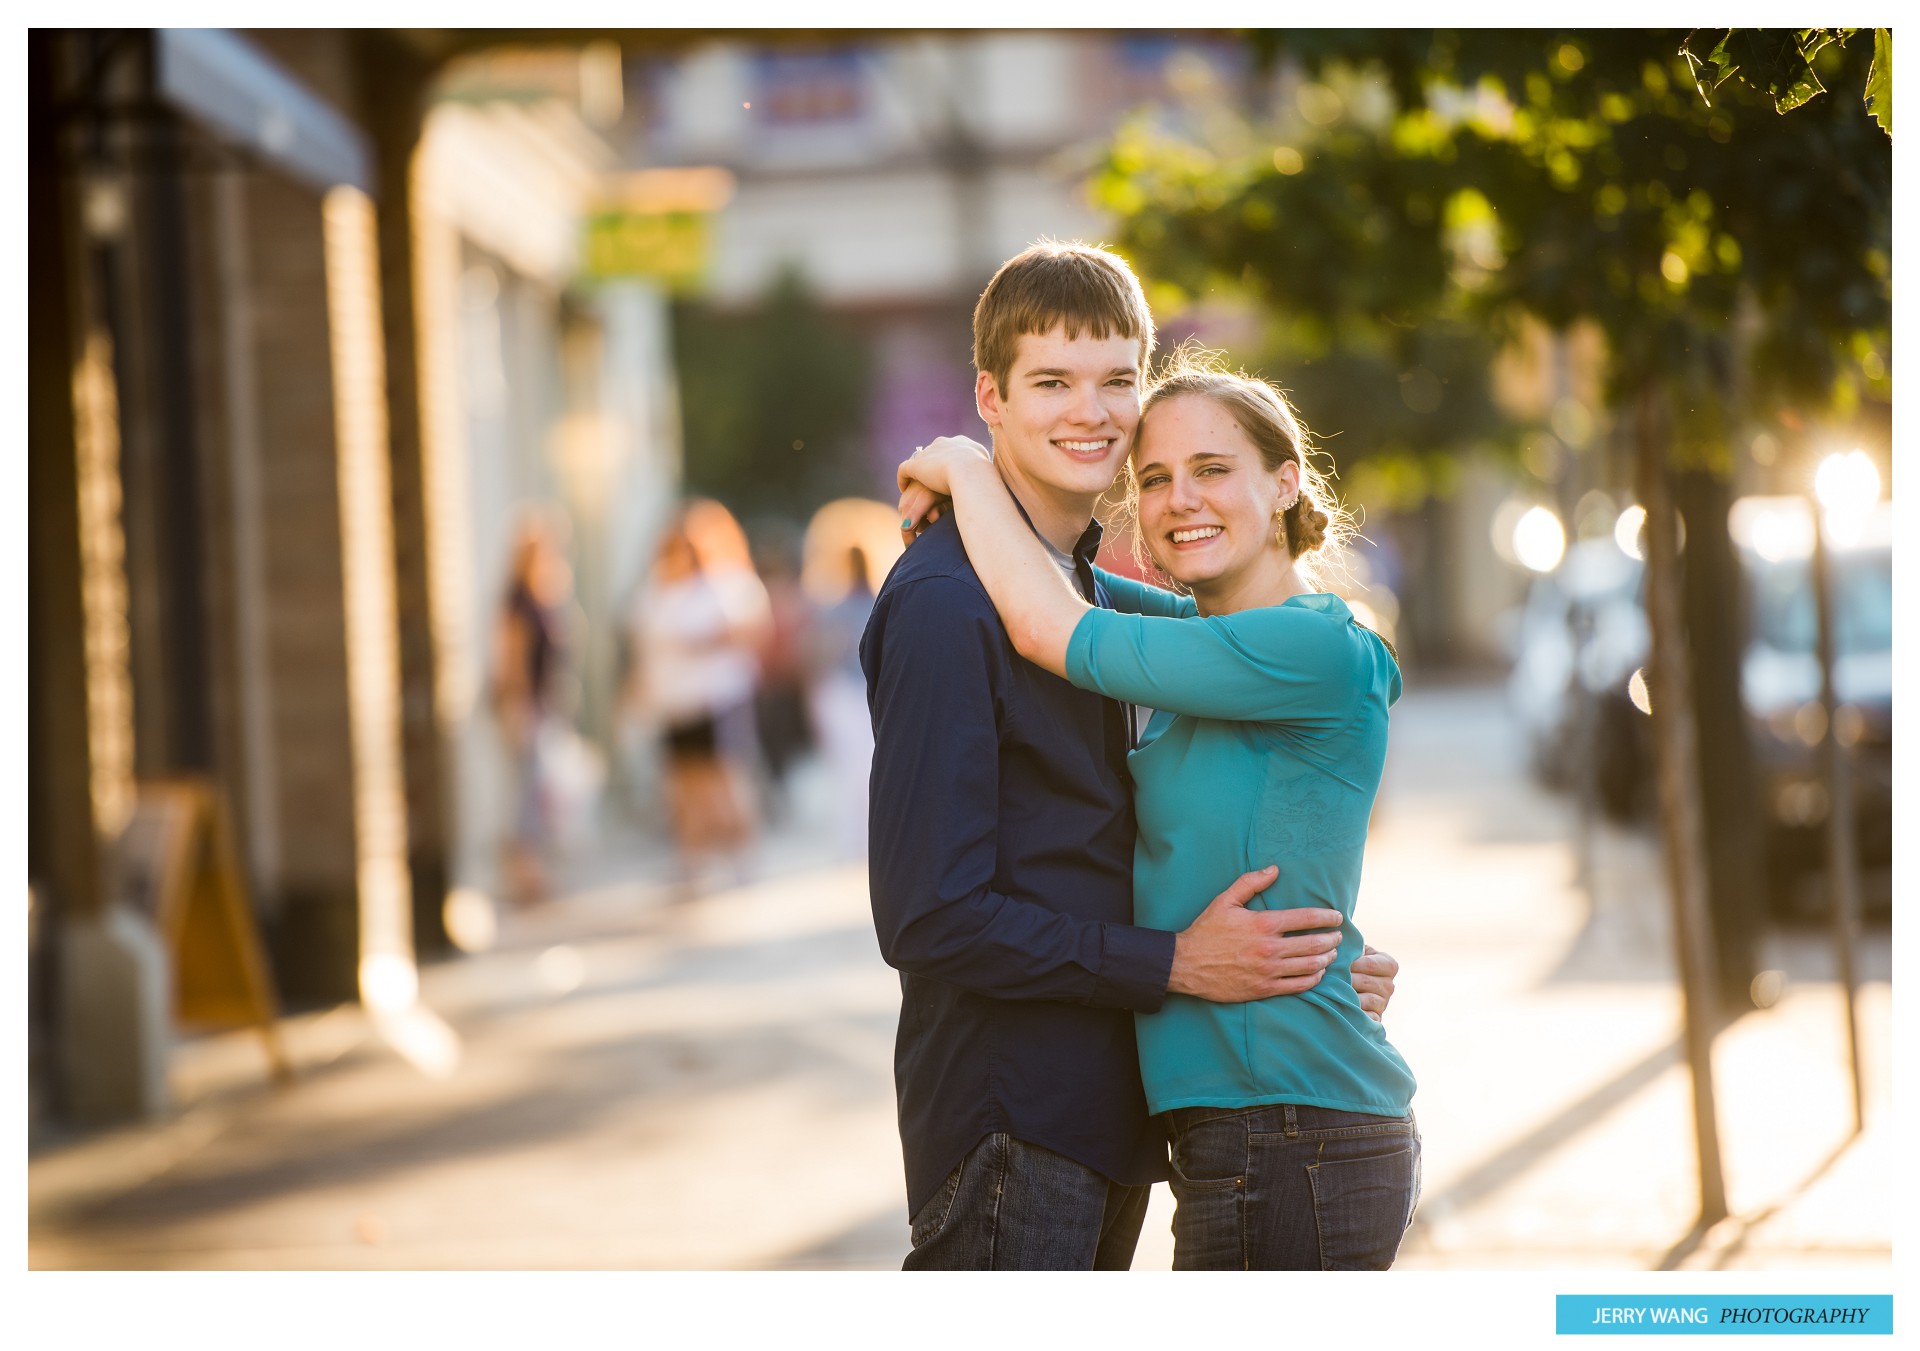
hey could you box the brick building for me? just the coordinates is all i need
[28,28,682,1129]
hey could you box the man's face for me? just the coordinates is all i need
[976,324,1142,518]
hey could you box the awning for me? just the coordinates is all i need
[156,29,373,195]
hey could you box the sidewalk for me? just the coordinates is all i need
[1352,683,1891,1273]
[30,759,907,1270]
[27,684,1892,1271]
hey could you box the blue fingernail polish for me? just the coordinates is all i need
[901,519,912,529]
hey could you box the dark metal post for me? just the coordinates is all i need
[1570,599,1597,889]
[1807,496,1866,1134]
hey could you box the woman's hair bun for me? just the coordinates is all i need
[1288,491,1331,557]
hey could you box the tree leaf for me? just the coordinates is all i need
[1727,29,1823,111]
[1865,28,1892,135]
[1684,28,1862,114]
[1774,65,1828,113]
[1775,31,1840,113]
[1679,29,1740,104]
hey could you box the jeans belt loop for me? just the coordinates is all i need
[1283,1104,1298,1139]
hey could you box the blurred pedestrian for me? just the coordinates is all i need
[491,515,574,907]
[749,523,816,823]
[626,499,771,893]
[805,543,877,859]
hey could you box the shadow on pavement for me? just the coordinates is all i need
[1657,1131,1861,1271]
[761,1201,908,1270]
[37,1012,892,1238]
[1407,1037,1681,1238]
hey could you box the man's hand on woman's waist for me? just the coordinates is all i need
[1166,866,1343,1003]
[1352,945,1399,1023]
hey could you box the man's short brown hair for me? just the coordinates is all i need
[972,240,1156,396]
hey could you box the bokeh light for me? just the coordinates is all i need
[1627,667,1651,716]
[1814,449,1880,514]
[1815,449,1881,546]
[360,952,420,1014]
[1613,504,1646,560]
[443,886,499,953]
[536,945,587,996]
[1512,505,1567,573]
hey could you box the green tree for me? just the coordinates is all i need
[672,268,874,520]
[1098,70,1534,657]
[1103,32,1888,443]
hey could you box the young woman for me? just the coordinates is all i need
[625,499,770,892]
[491,517,572,907]
[896,355,1418,1270]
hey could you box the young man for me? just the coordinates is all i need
[861,241,1398,1270]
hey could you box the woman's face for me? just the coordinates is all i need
[1134,394,1298,593]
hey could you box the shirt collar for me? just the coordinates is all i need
[1005,491,1104,567]
[1072,516,1106,568]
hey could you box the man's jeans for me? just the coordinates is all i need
[903,1133,1150,1270]
[1164,1103,1421,1270]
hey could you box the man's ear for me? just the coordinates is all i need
[976,369,1004,428]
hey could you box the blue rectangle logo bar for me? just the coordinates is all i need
[1557,1295,1891,1335]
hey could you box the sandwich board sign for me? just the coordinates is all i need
[112,778,292,1082]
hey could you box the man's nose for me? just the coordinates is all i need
[1067,381,1106,424]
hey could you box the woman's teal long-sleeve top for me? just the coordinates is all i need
[1067,569,1416,1118]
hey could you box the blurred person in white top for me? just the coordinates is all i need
[626,499,771,891]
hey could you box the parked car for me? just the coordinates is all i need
[1506,497,1893,914]
[1736,499,1893,916]
[1507,537,1646,815]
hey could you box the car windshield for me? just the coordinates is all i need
[1748,548,1893,655]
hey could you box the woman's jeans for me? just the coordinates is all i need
[1164,1103,1421,1270]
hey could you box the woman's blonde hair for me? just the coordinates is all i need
[1105,344,1354,589]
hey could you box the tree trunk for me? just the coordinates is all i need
[1676,467,1764,1009]
[1634,387,1729,1230]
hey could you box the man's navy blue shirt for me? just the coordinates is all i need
[861,512,1177,1216]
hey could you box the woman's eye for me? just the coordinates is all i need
[1140,475,1169,489]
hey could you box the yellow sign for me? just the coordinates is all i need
[113,779,293,1082]
[581,166,732,288]
[581,209,711,288]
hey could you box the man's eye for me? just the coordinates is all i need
[1036,379,1065,388]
